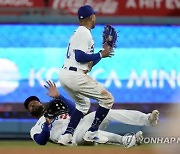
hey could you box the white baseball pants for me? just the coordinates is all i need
[73,109,150,145]
[59,68,114,114]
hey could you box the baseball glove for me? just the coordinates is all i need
[44,98,69,119]
[103,24,117,48]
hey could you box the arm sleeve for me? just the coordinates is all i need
[92,58,101,66]
[92,50,103,66]
[33,123,51,145]
[75,50,101,63]
[59,95,75,116]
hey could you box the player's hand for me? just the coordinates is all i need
[100,43,114,58]
[44,80,60,98]
[103,42,112,52]
[100,50,114,58]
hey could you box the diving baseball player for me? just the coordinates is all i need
[58,5,116,145]
[24,80,159,147]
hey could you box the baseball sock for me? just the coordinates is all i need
[64,109,84,135]
[88,106,110,132]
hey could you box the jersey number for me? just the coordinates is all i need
[66,43,70,58]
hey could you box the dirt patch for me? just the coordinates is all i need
[0,146,157,154]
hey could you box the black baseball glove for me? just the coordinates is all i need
[44,98,69,119]
[103,24,117,48]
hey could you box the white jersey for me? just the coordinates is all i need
[63,26,94,71]
[30,114,70,143]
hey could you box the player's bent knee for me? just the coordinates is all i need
[106,94,114,108]
[100,93,114,109]
[76,104,90,114]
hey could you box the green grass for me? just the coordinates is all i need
[0,141,159,154]
[0,140,152,148]
[0,140,57,147]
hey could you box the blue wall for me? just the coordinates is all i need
[0,24,180,103]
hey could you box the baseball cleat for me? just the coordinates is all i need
[122,133,136,148]
[149,110,159,126]
[135,131,143,145]
[58,133,73,146]
[83,131,108,144]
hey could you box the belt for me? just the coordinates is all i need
[69,66,77,71]
[63,66,88,74]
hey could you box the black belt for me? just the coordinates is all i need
[62,65,77,72]
[63,66,88,74]
[69,67,77,72]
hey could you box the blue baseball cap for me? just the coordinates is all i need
[24,96,40,110]
[78,5,97,19]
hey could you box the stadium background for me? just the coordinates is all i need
[0,0,180,152]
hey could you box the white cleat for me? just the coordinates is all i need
[122,133,136,148]
[149,110,159,126]
[58,134,73,146]
[135,131,143,145]
[83,131,108,144]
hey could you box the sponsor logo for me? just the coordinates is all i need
[0,58,20,95]
[52,0,119,14]
[0,0,33,7]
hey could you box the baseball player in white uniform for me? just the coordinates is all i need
[58,5,115,145]
[24,81,159,147]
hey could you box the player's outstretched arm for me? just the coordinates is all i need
[59,96,75,115]
[33,123,51,145]
[75,50,101,63]
[75,47,113,64]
